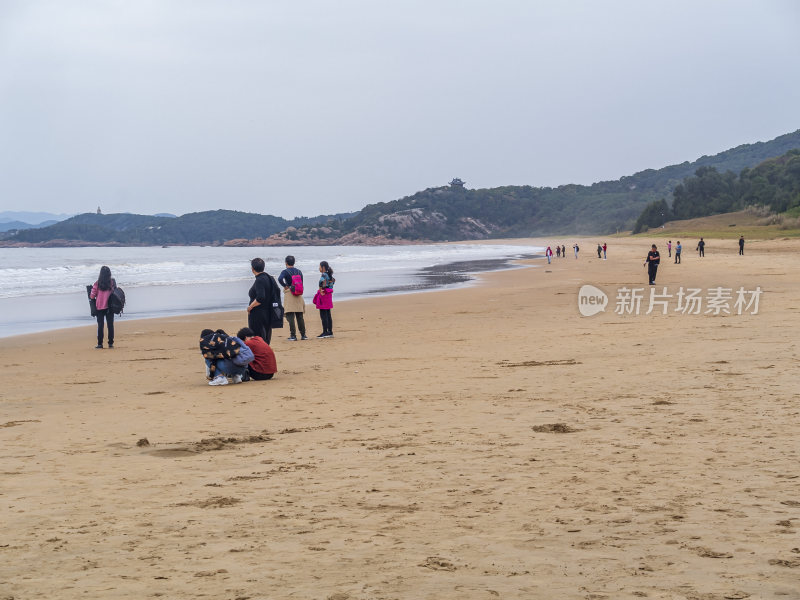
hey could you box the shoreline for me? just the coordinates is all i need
[0,248,541,341]
[3,236,799,598]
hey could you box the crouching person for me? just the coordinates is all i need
[199,328,253,386]
[237,327,277,380]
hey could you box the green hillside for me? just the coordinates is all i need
[3,129,799,245]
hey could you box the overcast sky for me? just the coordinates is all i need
[1,1,799,219]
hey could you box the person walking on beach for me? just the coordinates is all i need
[237,327,278,380]
[556,245,561,258]
[739,236,745,255]
[545,246,553,264]
[573,244,579,259]
[602,243,607,259]
[313,261,335,338]
[89,266,117,349]
[675,241,682,264]
[277,255,307,341]
[697,237,705,257]
[597,244,602,259]
[667,240,672,257]
[247,258,282,345]
[644,244,660,285]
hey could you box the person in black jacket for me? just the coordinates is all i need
[246,257,281,344]
[644,244,660,285]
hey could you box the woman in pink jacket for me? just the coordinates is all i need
[89,266,117,349]
[313,261,335,338]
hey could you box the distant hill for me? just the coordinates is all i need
[0,219,60,232]
[275,129,800,241]
[2,209,359,246]
[633,148,800,233]
[3,129,799,245]
[0,211,71,225]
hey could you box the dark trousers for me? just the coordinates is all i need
[675,252,681,264]
[247,365,274,380]
[648,264,658,284]
[248,309,272,345]
[319,309,333,334]
[699,248,704,257]
[739,247,744,255]
[286,312,306,338]
[96,309,114,345]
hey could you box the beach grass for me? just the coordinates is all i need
[621,210,800,240]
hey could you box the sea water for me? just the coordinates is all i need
[0,243,541,338]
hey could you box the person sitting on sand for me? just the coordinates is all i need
[237,327,277,380]
[199,328,249,386]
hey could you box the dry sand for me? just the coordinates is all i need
[1,237,799,600]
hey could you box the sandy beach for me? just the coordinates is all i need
[2,236,799,600]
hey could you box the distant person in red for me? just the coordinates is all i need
[545,246,553,264]
[237,327,277,380]
[602,243,607,259]
[644,244,660,285]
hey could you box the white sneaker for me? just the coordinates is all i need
[232,374,243,384]
[208,375,228,386]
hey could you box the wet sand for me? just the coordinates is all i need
[1,236,799,599]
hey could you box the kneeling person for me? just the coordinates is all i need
[237,327,278,380]
[200,328,252,386]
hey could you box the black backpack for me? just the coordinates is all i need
[108,287,126,315]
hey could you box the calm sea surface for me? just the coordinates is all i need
[0,244,541,338]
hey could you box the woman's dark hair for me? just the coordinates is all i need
[251,257,265,273]
[215,329,227,335]
[98,266,113,291]
[285,255,295,266]
[237,327,255,339]
[320,260,335,283]
[200,329,214,337]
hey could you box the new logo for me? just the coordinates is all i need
[578,284,608,317]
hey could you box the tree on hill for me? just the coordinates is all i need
[632,199,671,234]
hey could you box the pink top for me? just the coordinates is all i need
[90,280,115,310]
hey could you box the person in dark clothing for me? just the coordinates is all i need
[739,236,745,255]
[644,244,660,285]
[247,257,281,345]
[89,265,116,349]
[697,237,705,257]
